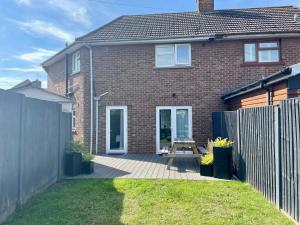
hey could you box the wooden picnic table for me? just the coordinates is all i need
[162,138,201,170]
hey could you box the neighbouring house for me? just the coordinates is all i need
[42,0,300,154]
[10,79,73,114]
[222,63,300,110]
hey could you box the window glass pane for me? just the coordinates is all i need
[157,46,174,55]
[156,54,174,67]
[176,45,190,65]
[72,110,76,129]
[244,44,256,62]
[159,109,172,150]
[72,52,80,73]
[176,109,189,139]
[110,109,124,150]
[156,46,175,67]
[258,50,279,62]
[259,42,278,48]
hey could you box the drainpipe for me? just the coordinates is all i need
[261,81,271,106]
[85,45,94,154]
[65,54,69,96]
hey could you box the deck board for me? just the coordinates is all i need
[76,154,216,180]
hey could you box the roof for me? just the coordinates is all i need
[42,6,300,67]
[222,62,300,101]
[77,6,300,43]
[10,79,41,90]
[10,83,72,102]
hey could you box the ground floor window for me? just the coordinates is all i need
[156,106,192,153]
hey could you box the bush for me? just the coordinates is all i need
[65,141,94,161]
[201,153,213,165]
[213,137,234,148]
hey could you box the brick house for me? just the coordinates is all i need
[42,0,300,154]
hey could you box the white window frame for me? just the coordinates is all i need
[72,110,76,130]
[71,51,80,74]
[106,106,128,154]
[155,106,192,154]
[243,41,280,63]
[155,44,191,68]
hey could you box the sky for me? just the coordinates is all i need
[0,0,299,89]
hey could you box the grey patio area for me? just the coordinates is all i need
[78,154,215,180]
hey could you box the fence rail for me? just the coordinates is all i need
[213,97,300,223]
[0,90,72,223]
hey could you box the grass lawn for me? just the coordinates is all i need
[4,179,292,225]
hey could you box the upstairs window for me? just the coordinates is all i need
[72,51,80,74]
[155,44,191,68]
[244,41,280,64]
[72,110,76,130]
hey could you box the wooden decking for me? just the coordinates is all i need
[77,154,215,180]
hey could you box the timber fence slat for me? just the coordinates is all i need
[212,97,300,222]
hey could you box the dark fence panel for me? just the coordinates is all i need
[212,111,239,174]
[0,90,72,223]
[280,98,300,222]
[212,98,300,223]
[238,106,278,205]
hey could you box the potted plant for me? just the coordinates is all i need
[200,153,214,176]
[81,150,95,174]
[64,141,83,177]
[213,137,234,180]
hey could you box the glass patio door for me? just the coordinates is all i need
[106,106,128,154]
[156,106,192,153]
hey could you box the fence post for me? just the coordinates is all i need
[236,109,241,179]
[57,105,62,180]
[18,95,26,205]
[274,106,281,209]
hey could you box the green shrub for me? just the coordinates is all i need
[201,153,213,165]
[213,137,234,148]
[65,141,94,161]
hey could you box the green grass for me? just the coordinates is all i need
[4,179,292,225]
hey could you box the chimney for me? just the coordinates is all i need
[196,0,214,13]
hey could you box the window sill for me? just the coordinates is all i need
[154,65,193,70]
[70,71,80,76]
[241,62,284,67]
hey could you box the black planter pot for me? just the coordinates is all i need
[81,161,94,174]
[64,152,82,177]
[213,147,233,180]
[200,164,213,177]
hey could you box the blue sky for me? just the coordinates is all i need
[0,0,299,89]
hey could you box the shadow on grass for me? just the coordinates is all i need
[3,179,125,225]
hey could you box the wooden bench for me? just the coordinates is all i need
[162,138,201,170]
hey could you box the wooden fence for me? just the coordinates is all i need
[212,98,300,223]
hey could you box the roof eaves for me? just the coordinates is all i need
[222,67,293,101]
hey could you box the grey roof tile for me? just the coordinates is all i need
[77,6,300,42]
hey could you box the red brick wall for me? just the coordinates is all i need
[45,48,90,144]
[47,37,300,154]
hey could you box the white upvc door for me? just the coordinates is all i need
[156,106,192,154]
[106,106,128,154]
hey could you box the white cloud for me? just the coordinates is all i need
[15,0,32,5]
[48,0,91,26]
[16,48,57,63]
[13,19,74,43]
[0,76,25,89]
[0,76,47,90]
[3,66,44,73]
